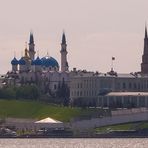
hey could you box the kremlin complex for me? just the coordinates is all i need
[2,27,148,108]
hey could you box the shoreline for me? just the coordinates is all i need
[1,134,148,138]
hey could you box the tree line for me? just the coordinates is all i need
[0,85,40,100]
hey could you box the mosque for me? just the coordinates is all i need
[8,32,70,94]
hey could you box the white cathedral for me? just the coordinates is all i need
[8,32,70,94]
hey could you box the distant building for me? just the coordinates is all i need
[7,32,70,95]
[141,26,148,73]
[70,26,148,108]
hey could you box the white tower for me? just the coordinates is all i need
[60,32,69,72]
[28,32,35,60]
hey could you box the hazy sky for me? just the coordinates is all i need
[0,0,148,74]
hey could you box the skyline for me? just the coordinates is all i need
[0,0,148,74]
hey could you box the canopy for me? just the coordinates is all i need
[35,117,62,124]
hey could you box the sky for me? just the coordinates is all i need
[0,0,148,74]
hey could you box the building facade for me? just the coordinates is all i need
[70,26,148,108]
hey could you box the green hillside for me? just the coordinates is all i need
[0,99,105,122]
[95,121,148,133]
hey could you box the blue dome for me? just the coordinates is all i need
[34,57,42,65]
[19,57,26,65]
[11,57,18,65]
[41,56,59,68]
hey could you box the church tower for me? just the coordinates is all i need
[60,32,69,72]
[28,32,35,60]
[141,26,148,74]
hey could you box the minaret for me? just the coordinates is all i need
[60,32,69,72]
[28,32,35,60]
[141,25,148,74]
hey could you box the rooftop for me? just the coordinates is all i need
[71,70,148,78]
[106,92,148,96]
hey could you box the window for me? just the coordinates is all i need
[54,84,57,90]
[87,91,88,96]
[78,83,79,88]
[123,82,126,89]
[117,83,120,90]
[84,91,86,96]
[138,83,140,90]
[77,91,79,97]
[129,83,132,89]
[80,83,82,88]
[139,96,145,107]
[80,91,82,96]
[134,83,137,89]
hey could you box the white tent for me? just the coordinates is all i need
[35,117,64,129]
[35,117,62,124]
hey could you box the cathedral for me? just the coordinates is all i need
[8,32,70,94]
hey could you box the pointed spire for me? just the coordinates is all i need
[37,50,39,57]
[62,31,66,44]
[145,23,148,38]
[25,42,27,49]
[29,31,34,44]
[24,42,28,57]
[14,50,16,58]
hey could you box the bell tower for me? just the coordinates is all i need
[141,25,148,74]
[28,32,35,60]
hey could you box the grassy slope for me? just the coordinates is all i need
[96,123,133,133]
[95,121,148,133]
[0,99,102,122]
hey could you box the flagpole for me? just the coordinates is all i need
[111,57,115,71]
[111,58,113,71]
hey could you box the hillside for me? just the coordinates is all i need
[95,121,148,134]
[0,99,107,122]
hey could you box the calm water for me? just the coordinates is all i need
[0,138,147,148]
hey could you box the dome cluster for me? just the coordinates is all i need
[11,56,59,68]
[10,31,68,72]
[11,57,27,65]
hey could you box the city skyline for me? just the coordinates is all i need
[0,0,148,74]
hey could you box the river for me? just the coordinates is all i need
[0,138,147,148]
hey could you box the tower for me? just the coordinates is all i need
[11,57,18,72]
[60,32,69,72]
[28,32,35,60]
[141,25,148,74]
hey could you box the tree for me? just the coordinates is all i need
[0,85,41,100]
[56,79,70,106]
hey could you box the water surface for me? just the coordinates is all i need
[0,138,147,148]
